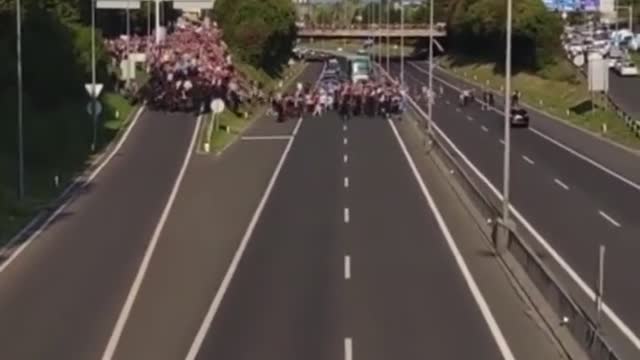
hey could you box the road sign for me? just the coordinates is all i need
[87,101,103,116]
[573,54,585,67]
[85,83,104,98]
[210,99,225,114]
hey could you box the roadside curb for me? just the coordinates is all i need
[0,103,146,265]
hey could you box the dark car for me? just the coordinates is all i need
[510,107,529,127]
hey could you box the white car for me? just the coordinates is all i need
[615,61,639,76]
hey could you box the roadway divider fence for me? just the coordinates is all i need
[373,62,622,360]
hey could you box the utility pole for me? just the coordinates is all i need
[499,0,514,252]
[386,0,390,73]
[16,0,25,200]
[427,0,434,135]
[400,0,404,90]
[155,0,161,44]
[126,0,131,89]
[91,0,98,152]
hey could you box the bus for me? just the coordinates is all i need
[345,54,372,83]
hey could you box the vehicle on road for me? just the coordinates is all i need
[345,54,372,83]
[510,106,530,127]
[614,60,639,76]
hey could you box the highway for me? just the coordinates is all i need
[0,63,564,360]
[188,102,506,360]
[0,111,199,359]
[395,60,640,355]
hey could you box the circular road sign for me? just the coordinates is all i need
[210,98,225,114]
[86,101,103,116]
[573,54,585,67]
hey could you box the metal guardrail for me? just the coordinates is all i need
[373,63,623,360]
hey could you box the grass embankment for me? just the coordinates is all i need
[203,61,307,153]
[0,91,134,247]
[440,55,640,149]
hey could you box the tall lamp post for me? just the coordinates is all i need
[16,0,25,200]
[400,0,404,90]
[90,0,99,152]
[386,0,390,73]
[426,0,434,135]
[499,0,514,251]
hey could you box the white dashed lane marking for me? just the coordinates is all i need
[344,177,349,188]
[522,155,535,165]
[554,179,570,191]
[344,208,350,223]
[599,210,621,228]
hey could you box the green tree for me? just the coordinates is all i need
[214,0,296,75]
[447,0,562,69]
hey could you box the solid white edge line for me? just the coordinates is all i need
[345,337,353,360]
[184,116,304,360]
[344,207,350,224]
[101,115,202,360]
[400,84,640,350]
[387,118,515,360]
[553,179,570,191]
[344,177,349,188]
[344,255,351,280]
[0,105,147,274]
[522,155,535,165]
[408,61,640,193]
[242,135,292,141]
[598,210,622,228]
[481,125,489,132]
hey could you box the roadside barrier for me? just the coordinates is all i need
[376,63,623,360]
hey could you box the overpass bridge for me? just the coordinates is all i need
[297,26,446,39]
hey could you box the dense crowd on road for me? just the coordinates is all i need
[105,16,255,113]
[271,76,405,122]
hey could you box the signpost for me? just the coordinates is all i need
[587,52,609,113]
[204,99,226,153]
[86,101,103,117]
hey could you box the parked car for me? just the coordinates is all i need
[614,60,639,76]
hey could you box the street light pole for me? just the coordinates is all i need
[126,0,131,89]
[386,0,390,73]
[16,0,25,200]
[400,0,404,90]
[91,0,98,152]
[427,0,434,135]
[500,0,514,251]
[155,0,161,45]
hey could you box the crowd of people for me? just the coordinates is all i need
[105,16,252,113]
[271,76,405,122]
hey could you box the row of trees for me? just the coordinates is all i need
[302,0,447,28]
[447,0,564,69]
[213,0,297,75]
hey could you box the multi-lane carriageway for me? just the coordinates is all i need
[0,63,570,359]
[392,59,640,358]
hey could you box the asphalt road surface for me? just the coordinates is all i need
[0,111,199,359]
[395,60,640,356]
[190,109,506,360]
[608,69,640,118]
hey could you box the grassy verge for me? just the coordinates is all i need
[439,55,640,149]
[203,61,307,153]
[0,91,134,247]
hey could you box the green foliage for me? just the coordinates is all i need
[447,0,563,70]
[214,0,296,75]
